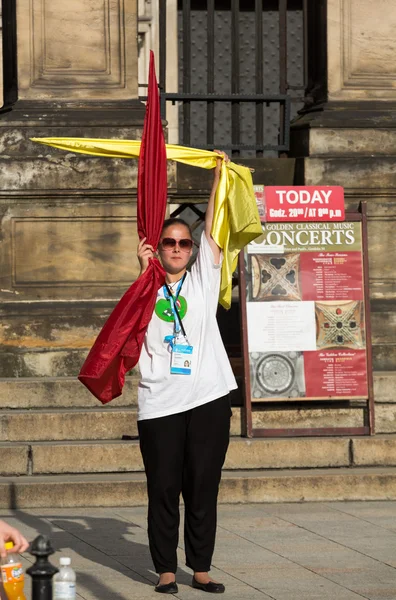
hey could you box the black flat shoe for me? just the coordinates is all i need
[155,580,178,594]
[192,577,225,594]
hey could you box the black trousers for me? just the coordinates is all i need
[138,395,231,574]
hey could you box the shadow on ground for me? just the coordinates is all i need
[8,509,158,600]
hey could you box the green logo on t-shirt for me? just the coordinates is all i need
[155,295,188,322]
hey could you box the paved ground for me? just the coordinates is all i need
[2,502,396,599]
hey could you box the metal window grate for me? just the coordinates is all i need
[1,0,18,111]
[159,0,305,157]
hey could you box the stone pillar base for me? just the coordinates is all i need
[291,102,396,159]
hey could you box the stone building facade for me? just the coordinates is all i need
[1,0,396,505]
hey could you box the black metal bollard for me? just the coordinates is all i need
[27,536,58,600]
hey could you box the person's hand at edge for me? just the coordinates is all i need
[0,520,29,559]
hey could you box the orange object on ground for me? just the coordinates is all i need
[1,556,26,600]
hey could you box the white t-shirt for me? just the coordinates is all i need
[137,232,237,420]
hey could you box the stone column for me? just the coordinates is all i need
[138,0,179,144]
[291,0,396,428]
[0,1,148,378]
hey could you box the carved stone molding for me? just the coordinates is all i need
[329,0,396,100]
[0,202,140,300]
[17,0,138,100]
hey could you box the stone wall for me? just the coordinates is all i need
[0,0,149,378]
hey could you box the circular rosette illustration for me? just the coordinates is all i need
[249,351,306,399]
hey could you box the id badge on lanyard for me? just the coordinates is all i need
[163,274,193,376]
[170,343,193,375]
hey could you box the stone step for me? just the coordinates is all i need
[0,443,30,476]
[0,407,243,442]
[6,434,396,479]
[0,403,370,442]
[353,435,396,466]
[2,466,396,508]
[0,406,371,441]
[374,371,396,403]
[29,437,351,475]
[7,433,396,477]
[0,408,139,442]
[250,406,365,429]
[0,377,138,408]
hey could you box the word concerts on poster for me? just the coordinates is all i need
[249,222,358,253]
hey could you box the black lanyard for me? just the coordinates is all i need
[164,273,187,339]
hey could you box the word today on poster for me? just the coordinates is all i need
[255,185,345,222]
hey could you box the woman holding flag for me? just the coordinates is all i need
[137,151,236,594]
[32,51,261,595]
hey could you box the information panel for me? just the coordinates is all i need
[241,219,369,402]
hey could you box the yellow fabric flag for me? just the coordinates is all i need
[31,137,262,308]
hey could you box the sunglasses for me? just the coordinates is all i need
[160,237,194,251]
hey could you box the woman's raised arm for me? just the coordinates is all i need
[204,151,229,264]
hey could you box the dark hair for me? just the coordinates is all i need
[161,217,192,237]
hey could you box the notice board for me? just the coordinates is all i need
[239,202,374,437]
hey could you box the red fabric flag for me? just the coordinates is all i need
[78,51,167,403]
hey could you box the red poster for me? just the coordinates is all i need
[304,350,368,398]
[300,252,363,301]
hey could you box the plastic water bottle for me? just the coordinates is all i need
[1,541,26,600]
[53,557,76,600]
